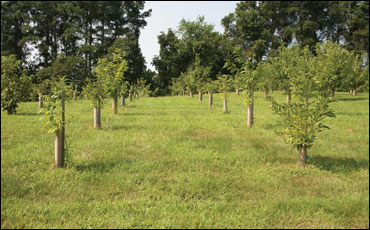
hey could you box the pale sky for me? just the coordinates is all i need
[139,1,240,71]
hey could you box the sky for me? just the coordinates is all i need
[139,1,240,71]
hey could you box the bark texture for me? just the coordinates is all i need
[112,97,117,114]
[94,107,101,129]
[298,146,307,166]
[39,93,43,108]
[54,130,63,168]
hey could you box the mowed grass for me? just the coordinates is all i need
[1,91,369,229]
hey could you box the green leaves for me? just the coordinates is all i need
[1,55,32,114]
[39,91,63,135]
[267,45,336,152]
[84,48,128,108]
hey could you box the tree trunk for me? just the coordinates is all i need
[190,89,193,98]
[248,103,253,128]
[129,92,132,101]
[223,92,227,113]
[350,89,353,94]
[264,88,268,98]
[112,97,117,114]
[182,90,185,96]
[120,95,125,106]
[61,90,65,167]
[73,90,77,100]
[199,92,203,101]
[352,88,357,96]
[54,129,63,168]
[94,107,101,129]
[298,146,307,166]
[248,90,254,127]
[287,93,291,104]
[39,93,43,108]
[209,92,213,107]
[330,89,335,98]
[236,88,239,95]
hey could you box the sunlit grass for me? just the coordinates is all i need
[1,91,369,228]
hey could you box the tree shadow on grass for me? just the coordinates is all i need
[309,155,369,173]
[17,112,39,116]
[110,124,146,131]
[117,112,149,116]
[336,97,369,102]
[74,157,133,173]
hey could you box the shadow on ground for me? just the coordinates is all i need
[309,155,369,173]
[336,97,369,102]
[74,157,133,173]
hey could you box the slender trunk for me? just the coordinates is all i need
[236,88,239,95]
[352,88,357,96]
[350,89,353,94]
[248,104,253,128]
[112,97,117,114]
[120,95,125,106]
[129,92,132,101]
[199,92,202,101]
[73,90,77,100]
[61,91,65,167]
[54,129,63,168]
[94,106,101,129]
[286,93,291,104]
[298,146,307,166]
[39,93,43,108]
[190,89,193,98]
[209,92,213,107]
[182,90,185,96]
[264,88,268,98]
[330,89,335,98]
[248,90,254,128]
[223,91,227,113]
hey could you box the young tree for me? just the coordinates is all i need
[120,81,130,106]
[205,80,218,108]
[315,41,349,97]
[345,52,368,96]
[233,72,243,95]
[268,46,336,166]
[39,77,70,167]
[269,45,299,104]
[1,55,31,114]
[216,74,232,113]
[103,48,128,114]
[255,61,274,98]
[135,78,151,98]
[170,73,186,96]
[84,59,107,129]
[184,68,198,98]
[224,49,258,127]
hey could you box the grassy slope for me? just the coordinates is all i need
[1,91,369,229]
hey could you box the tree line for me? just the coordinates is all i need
[153,1,369,95]
[1,1,153,97]
[1,1,369,109]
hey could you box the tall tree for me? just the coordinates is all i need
[344,1,369,56]
[1,1,35,63]
[222,1,272,62]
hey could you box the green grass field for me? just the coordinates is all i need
[1,91,369,229]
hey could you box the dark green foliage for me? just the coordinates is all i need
[1,1,151,96]
[1,55,31,114]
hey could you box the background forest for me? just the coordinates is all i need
[1,1,369,100]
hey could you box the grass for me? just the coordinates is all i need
[1,91,369,229]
